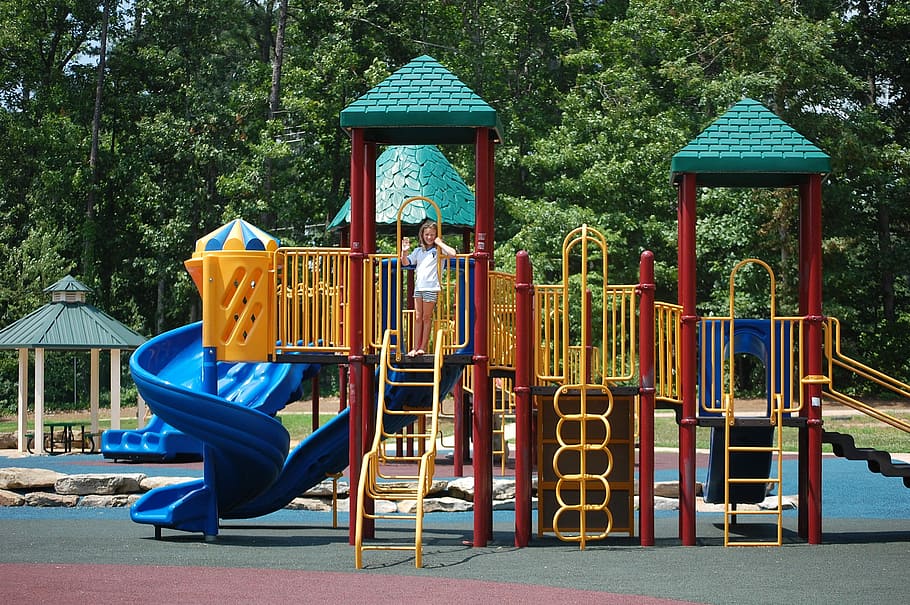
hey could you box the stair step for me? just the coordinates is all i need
[823,430,910,487]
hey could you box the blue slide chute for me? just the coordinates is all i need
[128,322,317,535]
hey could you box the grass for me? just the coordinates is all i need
[3,408,910,454]
[652,411,910,453]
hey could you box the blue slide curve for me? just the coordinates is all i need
[128,321,466,535]
[128,322,320,535]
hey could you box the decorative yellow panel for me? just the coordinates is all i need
[201,251,273,362]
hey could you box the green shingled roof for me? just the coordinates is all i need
[671,98,830,187]
[328,145,475,232]
[340,55,503,145]
[0,276,146,350]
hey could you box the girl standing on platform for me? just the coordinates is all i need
[400,220,456,357]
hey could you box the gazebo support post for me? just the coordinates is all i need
[17,348,28,453]
[90,349,100,435]
[110,349,121,430]
[35,348,45,454]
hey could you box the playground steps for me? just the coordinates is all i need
[823,431,910,488]
[355,330,445,569]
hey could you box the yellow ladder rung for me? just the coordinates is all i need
[725,509,782,517]
[362,513,420,521]
[359,545,417,552]
[727,478,779,485]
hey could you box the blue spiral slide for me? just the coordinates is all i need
[127,321,466,537]
[128,322,339,536]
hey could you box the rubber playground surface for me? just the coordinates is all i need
[3,450,910,605]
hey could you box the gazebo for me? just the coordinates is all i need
[0,276,147,454]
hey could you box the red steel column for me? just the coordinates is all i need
[514,250,533,546]
[347,128,365,545]
[638,250,656,546]
[360,141,377,537]
[802,174,824,544]
[677,173,698,546]
[472,128,493,546]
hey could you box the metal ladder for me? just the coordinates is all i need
[354,329,445,568]
[723,394,784,546]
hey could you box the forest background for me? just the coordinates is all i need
[0,0,907,414]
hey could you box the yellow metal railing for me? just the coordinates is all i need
[489,271,517,371]
[822,317,910,434]
[534,284,637,386]
[274,247,349,353]
[367,253,473,357]
[654,301,683,405]
[492,376,515,473]
[355,328,446,569]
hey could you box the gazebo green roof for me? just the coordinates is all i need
[340,55,503,145]
[328,145,475,232]
[0,276,147,350]
[671,98,831,187]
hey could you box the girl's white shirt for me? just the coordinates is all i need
[407,246,440,291]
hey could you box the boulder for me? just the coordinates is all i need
[0,467,65,490]
[55,473,145,495]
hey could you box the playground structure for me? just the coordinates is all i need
[124,56,910,565]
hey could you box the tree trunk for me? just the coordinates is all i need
[877,205,895,323]
[261,0,289,231]
[85,0,111,283]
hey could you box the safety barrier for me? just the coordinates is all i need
[274,247,349,353]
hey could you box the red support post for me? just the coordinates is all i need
[472,128,494,546]
[802,174,824,544]
[638,250,656,546]
[677,173,698,546]
[359,141,377,537]
[514,250,534,546]
[347,128,365,545]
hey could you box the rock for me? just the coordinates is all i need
[654,495,680,510]
[447,477,474,500]
[0,488,25,506]
[139,476,200,491]
[55,473,146,495]
[78,494,139,507]
[654,480,703,498]
[25,492,78,507]
[302,478,349,498]
[398,496,473,514]
[286,497,333,511]
[0,432,16,449]
[0,467,65,490]
[492,478,515,500]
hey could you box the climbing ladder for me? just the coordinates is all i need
[713,260,789,546]
[354,329,445,569]
[721,394,784,546]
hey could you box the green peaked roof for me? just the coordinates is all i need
[340,55,503,145]
[671,98,830,187]
[45,275,91,293]
[328,145,475,232]
[0,275,147,350]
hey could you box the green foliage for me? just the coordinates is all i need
[1,0,909,408]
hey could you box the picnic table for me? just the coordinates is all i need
[27,421,98,454]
